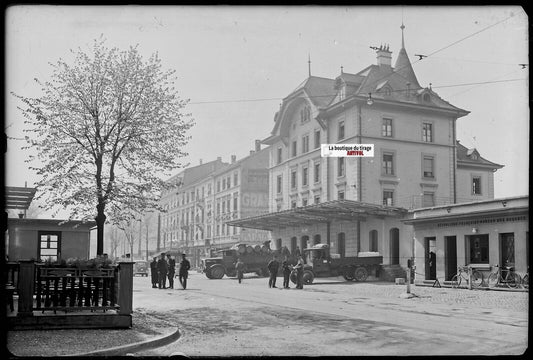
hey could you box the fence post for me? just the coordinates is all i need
[117,261,134,315]
[17,260,35,317]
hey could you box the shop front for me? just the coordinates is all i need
[403,196,529,283]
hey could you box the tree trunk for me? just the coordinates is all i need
[95,202,106,255]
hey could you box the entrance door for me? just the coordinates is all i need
[499,233,515,267]
[389,228,399,265]
[444,236,457,281]
[424,237,436,280]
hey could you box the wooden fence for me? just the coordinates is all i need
[7,260,133,329]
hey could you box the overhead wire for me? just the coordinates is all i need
[187,14,521,107]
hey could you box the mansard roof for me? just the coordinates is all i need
[456,141,503,169]
[288,76,336,108]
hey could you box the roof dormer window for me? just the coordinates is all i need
[423,93,431,102]
[300,105,311,123]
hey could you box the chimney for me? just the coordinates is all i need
[255,139,261,152]
[231,155,236,163]
[217,156,222,162]
[199,159,203,165]
[376,44,392,68]
[250,150,255,155]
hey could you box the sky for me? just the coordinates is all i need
[4,5,529,215]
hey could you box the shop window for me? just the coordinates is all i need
[468,234,489,264]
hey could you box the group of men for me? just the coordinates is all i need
[150,252,190,290]
[234,255,305,289]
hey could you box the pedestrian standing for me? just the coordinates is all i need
[267,255,280,288]
[294,256,304,289]
[282,258,292,288]
[167,254,176,289]
[150,257,158,288]
[157,253,168,289]
[235,258,245,284]
[179,253,191,290]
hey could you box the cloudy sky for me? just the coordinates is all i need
[5,5,529,208]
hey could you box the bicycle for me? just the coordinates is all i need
[450,265,483,289]
[486,264,522,288]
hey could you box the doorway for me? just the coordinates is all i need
[389,228,399,265]
[424,237,436,280]
[444,236,457,281]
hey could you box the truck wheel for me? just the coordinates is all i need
[205,271,214,279]
[354,267,368,282]
[303,270,314,284]
[209,265,225,279]
[342,267,355,281]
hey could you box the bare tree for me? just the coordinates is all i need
[13,37,194,254]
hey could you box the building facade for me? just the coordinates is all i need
[403,196,529,282]
[159,143,271,267]
[229,26,519,281]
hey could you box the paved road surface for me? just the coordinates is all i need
[133,272,528,356]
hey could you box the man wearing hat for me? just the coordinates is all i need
[157,253,168,289]
[178,253,191,290]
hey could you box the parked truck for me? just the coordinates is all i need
[202,243,296,279]
[290,244,383,284]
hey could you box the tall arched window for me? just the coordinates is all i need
[290,237,297,254]
[313,234,321,245]
[337,232,346,258]
[369,230,378,252]
[301,235,309,250]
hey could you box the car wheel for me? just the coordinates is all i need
[209,265,225,279]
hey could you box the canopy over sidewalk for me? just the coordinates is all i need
[227,200,407,231]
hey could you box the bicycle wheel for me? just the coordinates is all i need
[471,270,483,288]
[522,274,528,289]
[506,273,521,288]
[451,274,461,288]
[486,273,499,288]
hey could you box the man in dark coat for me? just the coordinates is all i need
[282,258,292,289]
[167,254,176,289]
[179,253,191,290]
[150,257,158,288]
[235,258,245,284]
[267,256,280,288]
[157,253,168,289]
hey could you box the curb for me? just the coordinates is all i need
[64,327,181,357]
